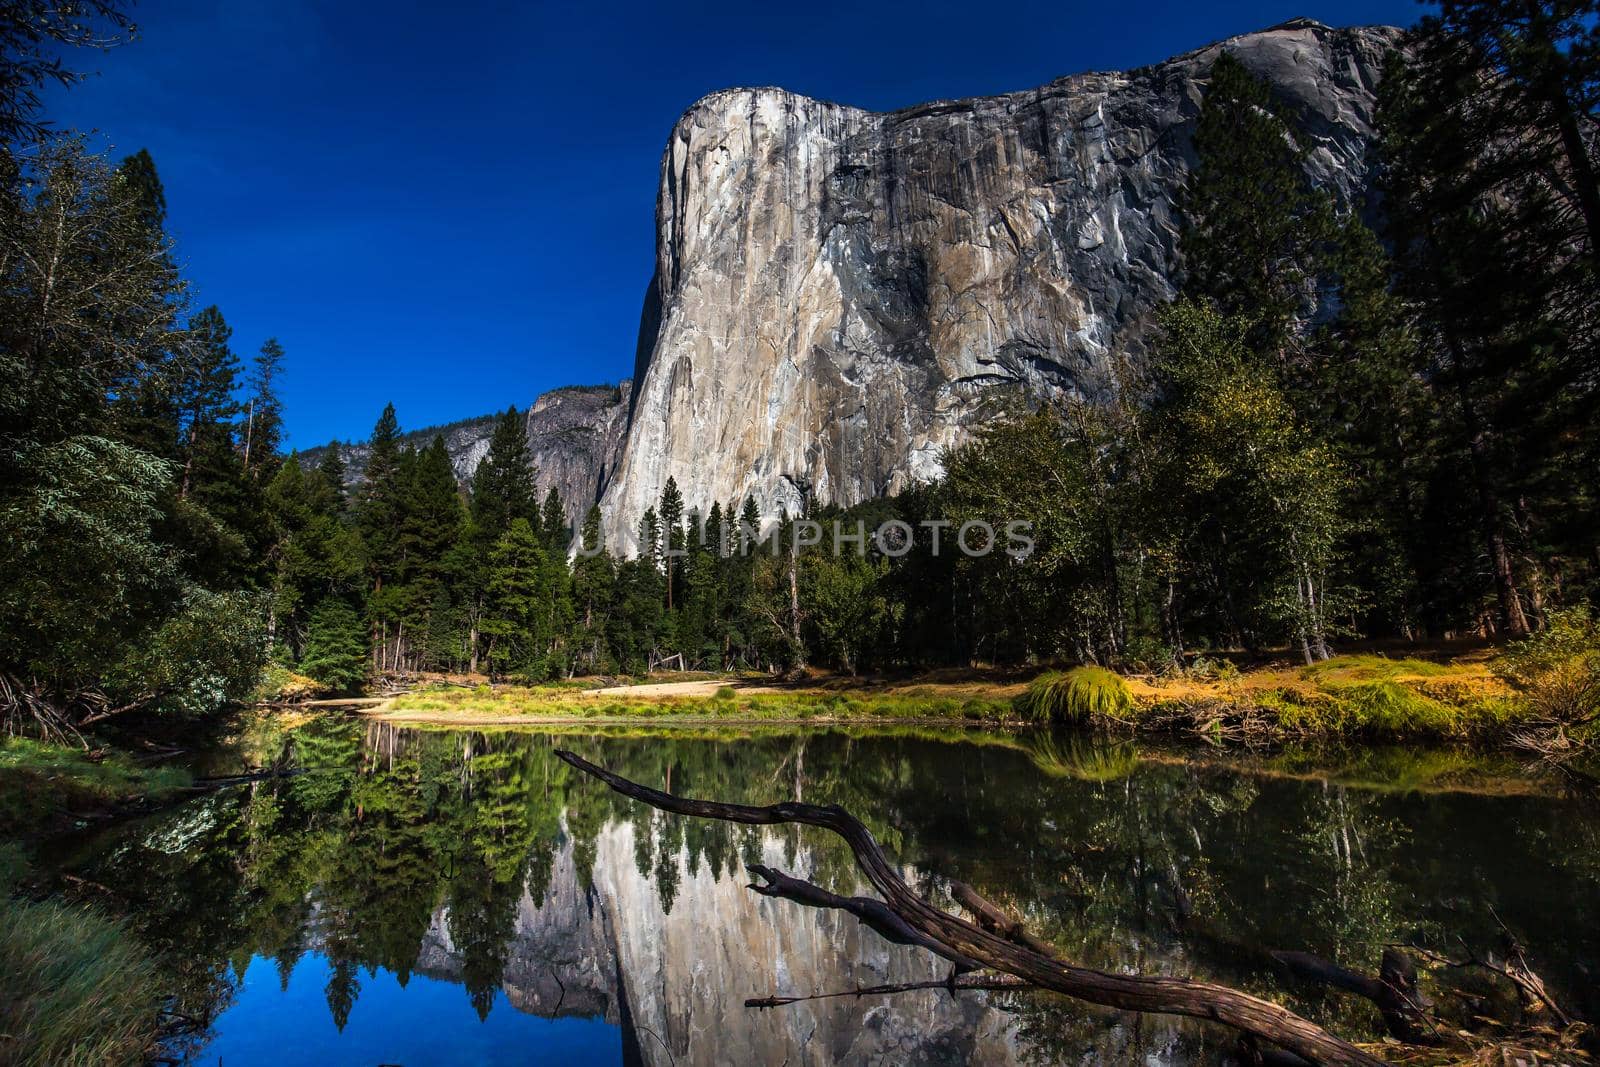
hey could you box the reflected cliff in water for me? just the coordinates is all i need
[49,719,1600,1065]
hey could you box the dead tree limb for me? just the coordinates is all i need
[747,976,1032,1009]
[1271,949,1434,1044]
[948,878,1060,958]
[747,864,978,970]
[555,749,1386,1067]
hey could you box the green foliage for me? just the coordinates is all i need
[0,436,176,684]
[1015,667,1134,725]
[1494,608,1600,724]
[299,599,370,693]
[101,586,268,717]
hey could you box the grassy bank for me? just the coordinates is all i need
[0,737,192,838]
[385,681,1019,725]
[0,846,165,1067]
[379,643,1596,750]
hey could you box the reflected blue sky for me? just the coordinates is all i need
[192,954,622,1065]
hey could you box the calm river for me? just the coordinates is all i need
[44,718,1600,1065]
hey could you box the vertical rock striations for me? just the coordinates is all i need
[597,19,1399,547]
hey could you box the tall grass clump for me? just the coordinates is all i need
[1015,667,1133,725]
[1494,607,1600,726]
[0,890,164,1066]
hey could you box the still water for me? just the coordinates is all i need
[48,719,1600,1065]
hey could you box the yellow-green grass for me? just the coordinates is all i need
[386,684,1018,724]
[1014,667,1134,725]
[1139,653,1528,741]
[0,738,192,837]
[0,889,165,1066]
[379,651,1554,745]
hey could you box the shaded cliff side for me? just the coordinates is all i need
[302,382,629,535]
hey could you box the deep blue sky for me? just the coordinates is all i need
[45,0,1425,450]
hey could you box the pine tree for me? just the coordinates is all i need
[470,407,537,543]
[175,305,242,498]
[116,148,166,234]
[358,404,406,669]
[311,444,347,516]
[570,506,615,672]
[481,518,550,680]
[659,477,684,611]
[244,338,286,475]
[300,598,369,692]
[1178,53,1334,356]
[540,486,567,553]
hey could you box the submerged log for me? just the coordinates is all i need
[555,749,1386,1067]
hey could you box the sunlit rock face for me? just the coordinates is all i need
[598,18,1398,548]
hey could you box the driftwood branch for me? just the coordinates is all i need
[554,749,1385,1067]
[746,864,979,970]
[747,975,1032,1009]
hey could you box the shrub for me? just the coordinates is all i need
[714,686,736,700]
[102,586,269,717]
[1494,608,1600,725]
[1015,667,1133,725]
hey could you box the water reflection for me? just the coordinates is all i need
[51,721,1600,1065]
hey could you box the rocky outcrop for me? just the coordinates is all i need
[596,18,1400,549]
[301,382,629,534]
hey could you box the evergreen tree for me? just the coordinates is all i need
[481,519,550,680]
[244,338,286,475]
[540,486,567,553]
[300,598,369,692]
[175,305,242,498]
[659,477,684,610]
[311,444,348,517]
[1381,3,1600,630]
[1178,53,1334,356]
[470,407,537,543]
[570,506,616,672]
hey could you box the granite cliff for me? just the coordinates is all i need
[596,18,1399,547]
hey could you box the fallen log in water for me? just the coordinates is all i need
[554,748,1386,1067]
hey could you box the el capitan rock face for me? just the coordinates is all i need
[595,18,1399,548]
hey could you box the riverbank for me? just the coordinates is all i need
[0,737,193,839]
[368,648,1593,752]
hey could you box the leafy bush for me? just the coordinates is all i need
[714,685,737,700]
[1015,666,1134,724]
[102,585,268,717]
[1494,608,1600,724]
